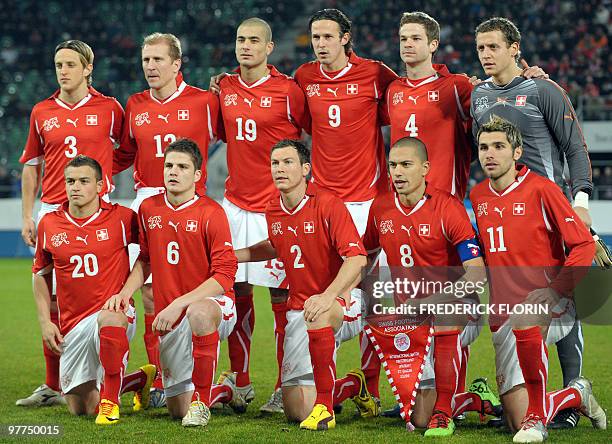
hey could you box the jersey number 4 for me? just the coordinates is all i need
[404,114,419,137]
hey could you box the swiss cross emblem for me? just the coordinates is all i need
[306,84,320,97]
[178,109,189,120]
[471,247,479,256]
[186,220,198,232]
[260,96,272,107]
[86,114,98,126]
[419,224,431,237]
[304,221,315,234]
[96,229,109,241]
[224,94,238,106]
[392,92,403,105]
[347,84,358,95]
[428,90,439,102]
[515,95,527,107]
[43,117,60,132]
[513,202,525,215]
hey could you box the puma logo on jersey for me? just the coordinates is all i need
[270,271,280,280]
[327,87,338,97]
[349,242,360,248]
[168,221,180,232]
[401,225,413,236]
[244,98,254,108]
[494,207,505,218]
[287,226,298,237]
[75,235,88,245]
[224,242,233,247]
[408,95,419,104]
[66,118,78,127]
[565,217,575,223]
[157,114,170,123]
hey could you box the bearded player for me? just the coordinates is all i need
[32,155,155,425]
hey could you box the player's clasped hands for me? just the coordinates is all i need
[152,302,183,334]
[303,293,335,322]
[41,320,63,355]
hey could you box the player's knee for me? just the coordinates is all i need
[97,309,128,329]
[186,300,218,335]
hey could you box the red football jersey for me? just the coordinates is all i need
[470,165,595,321]
[32,201,137,335]
[219,65,311,212]
[363,187,478,267]
[113,74,222,194]
[138,193,237,321]
[265,183,366,310]
[20,87,124,203]
[294,52,398,202]
[382,65,473,198]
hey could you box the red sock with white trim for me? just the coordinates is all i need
[99,326,129,404]
[307,327,336,412]
[192,331,219,405]
[360,332,381,398]
[432,330,461,418]
[43,311,61,392]
[271,301,288,390]
[120,368,149,395]
[144,313,163,390]
[228,293,254,387]
[458,345,470,393]
[210,384,233,406]
[333,373,359,405]
[545,387,581,424]
[514,327,548,419]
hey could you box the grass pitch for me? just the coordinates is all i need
[1,258,610,443]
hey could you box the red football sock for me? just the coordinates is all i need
[99,326,129,404]
[360,332,381,398]
[210,384,232,406]
[333,373,359,405]
[144,313,163,390]
[192,331,219,405]
[43,311,61,392]
[458,345,470,393]
[452,392,484,417]
[514,327,548,419]
[307,327,336,412]
[120,368,149,394]
[432,330,461,418]
[271,301,288,390]
[545,387,581,424]
[228,293,254,387]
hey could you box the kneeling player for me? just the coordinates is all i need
[362,137,501,435]
[108,139,242,427]
[32,156,155,424]
[471,116,606,442]
[235,140,378,430]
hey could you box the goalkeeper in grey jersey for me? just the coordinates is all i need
[470,17,611,432]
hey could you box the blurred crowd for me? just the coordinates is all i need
[1,0,610,198]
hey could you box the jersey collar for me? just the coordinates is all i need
[394,190,429,217]
[402,64,449,88]
[488,164,531,196]
[61,198,111,227]
[278,182,315,215]
[163,192,200,211]
[50,86,102,110]
[318,51,361,80]
[149,72,187,104]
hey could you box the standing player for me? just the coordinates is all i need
[235,140,378,430]
[107,139,240,428]
[294,8,399,407]
[471,18,597,429]
[470,116,605,442]
[216,18,310,413]
[32,155,155,424]
[113,33,222,405]
[362,137,501,436]
[18,40,124,407]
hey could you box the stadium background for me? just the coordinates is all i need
[0,1,611,442]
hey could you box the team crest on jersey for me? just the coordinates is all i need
[86,114,98,126]
[515,95,527,107]
[475,96,489,112]
[260,96,272,107]
[477,202,488,216]
[418,224,431,237]
[42,117,60,132]
[304,221,315,234]
[271,222,283,236]
[96,229,109,241]
[306,84,320,97]
[135,112,151,126]
[392,92,404,105]
[379,219,395,234]
[51,232,69,247]
[186,220,198,232]
[147,215,162,229]
[178,109,190,120]
[347,84,359,95]
[428,90,439,102]
[513,202,526,216]
[224,94,238,106]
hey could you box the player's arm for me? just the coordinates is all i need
[538,80,592,225]
[112,99,137,175]
[235,239,277,263]
[104,259,149,312]
[21,163,42,247]
[288,80,312,134]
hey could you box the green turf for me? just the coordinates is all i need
[1,258,610,443]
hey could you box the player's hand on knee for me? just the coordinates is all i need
[21,217,36,247]
[209,72,228,95]
[520,59,549,79]
[103,292,130,312]
[304,293,334,323]
[41,321,63,355]
[525,287,561,307]
[153,303,182,334]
